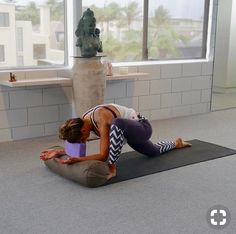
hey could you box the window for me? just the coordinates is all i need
[82,1,143,62]
[83,0,209,62]
[0,45,5,62]
[0,12,9,27]
[33,44,46,59]
[0,0,66,69]
[16,27,23,52]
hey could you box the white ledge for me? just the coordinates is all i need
[0,73,149,87]
[106,72,149,80]
[0,77,72,87]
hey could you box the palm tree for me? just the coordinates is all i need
[121,1,142,30]
[16,2,40,26]
[103,2,121,34]
[149,5,188,59]
[46,0,64,21]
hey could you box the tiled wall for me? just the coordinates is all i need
[107,62,213,121]
[0,70,73,141]
[0,0,217,142]
[0,61,213,142]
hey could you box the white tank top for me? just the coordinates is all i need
[110,104,139,120]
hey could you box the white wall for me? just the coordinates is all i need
[228,0,236,86]
[213,0,236,91]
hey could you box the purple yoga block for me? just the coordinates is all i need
[64,141,86,157]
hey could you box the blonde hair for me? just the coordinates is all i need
[59,118,84,143]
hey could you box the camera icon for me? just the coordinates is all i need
[207,205,231,230]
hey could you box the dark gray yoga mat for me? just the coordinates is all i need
[105,139,236,185]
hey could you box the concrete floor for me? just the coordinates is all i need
[0,108,236,234]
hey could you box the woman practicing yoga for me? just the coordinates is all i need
[40,104,192,180]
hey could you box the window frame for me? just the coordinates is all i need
[142,0,211,61]
[79,0,211,63]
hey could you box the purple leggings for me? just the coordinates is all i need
[108,118,175,165]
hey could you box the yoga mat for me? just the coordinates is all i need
[105,139,236,185]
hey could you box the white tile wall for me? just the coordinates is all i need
[9,89,42,109]
[161,93,182,108]
[0,92,9,110]
[150,79,171,94]
[59,104,72,121]
[28,105,59,125]
[182,63,202,77]
[172,78,191,92]
[12,125,45,140]
[127,80,149,97]
[202,62,213,76]
[201,89,212,103]
[0,60,215,142]
[138,65,161,80]
[0,109,27,128]
[191,76,212,90]
[44,122,63,136]
[182,91,201,105]
[161,64,182,79]
[105,81,126,99]
[43,87,72,105]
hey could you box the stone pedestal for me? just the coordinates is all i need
[72,56,105,116]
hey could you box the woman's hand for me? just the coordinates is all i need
[54,157,80,165]
[40,149,65,161]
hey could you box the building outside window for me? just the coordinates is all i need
[83,0,209,62]
[0,12,9,27]
[16,27,23,52]
[0,45,5,62]
[0,0,65,69]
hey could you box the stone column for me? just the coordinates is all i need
[72,56,105,116]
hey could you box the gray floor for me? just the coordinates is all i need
[1,109,236,234]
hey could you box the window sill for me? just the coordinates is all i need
[106,72,149,80]
[0,73,149,87]
[112,58,212,67]
[0,77,72,87]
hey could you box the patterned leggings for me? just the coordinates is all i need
[108,118,176,165]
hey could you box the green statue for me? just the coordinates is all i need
[75,8,103,57]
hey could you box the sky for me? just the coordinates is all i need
[1,0,205,20]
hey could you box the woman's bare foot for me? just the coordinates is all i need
[107,164,117,180]
[175,138,192,149]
